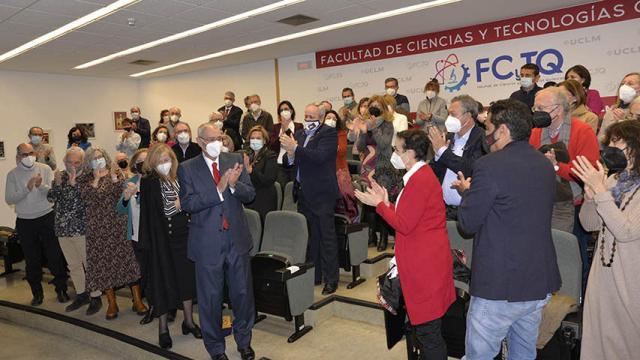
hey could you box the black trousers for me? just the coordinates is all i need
[15,211,67,296]
[413,318,447,360]
[276,165,296,188]
[297,191,338,284]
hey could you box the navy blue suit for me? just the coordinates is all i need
[178,152,256,356]
[285,124,340,284]
[457,141,561,302]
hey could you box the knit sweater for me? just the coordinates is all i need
[5,162,53,219]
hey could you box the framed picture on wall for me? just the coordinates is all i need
[42,129,51,145]
[76,123,95,139]
[114,111,127,130]
[0,140,5,159]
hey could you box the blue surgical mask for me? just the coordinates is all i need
[249,139,263,151]
[520,77,533,89]
[30,135,42,145]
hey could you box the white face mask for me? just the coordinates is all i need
[250,103,260,113]
[224,99,233,107]
[212,121,223,129]
[30,135,42,145]
[425,90,436,99]
[162,115,170,123]
[91,158,106,170]
[619,84,637,104]
[280,110,292,120]
[385,87,397,96]
[21,155,36,168]
[249,139,264,151]
[176,132,190,145]
[206,140,223,158]
[390,152,406,170]
[520,77,533,89]
[156,162,172,176]
[445,115,462,133]
[221,146,230,153]
[156,132,168,142]
[325,118,337,128]
[131,112,140,120]
[170,114,180,123]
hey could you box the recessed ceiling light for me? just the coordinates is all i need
[0,0,139,64]
[74,0,305,70]
[130,0,460,78]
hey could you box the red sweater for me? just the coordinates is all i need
[529,118,600,182]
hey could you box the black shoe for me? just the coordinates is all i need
[238,347,255,360]
[56,290,70,303]
[65,293,89,312]
[181,321,202,339]
[368,228,378,247]
[321,283,338,295]
[377,228,388,252]
[212,354,229,360]
[86,296,102,316]
[140,306,154,325]
[167,308,177,322]
[159,331,172,349]
[31,294,44,307]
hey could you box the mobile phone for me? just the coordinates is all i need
[285,129,293,136]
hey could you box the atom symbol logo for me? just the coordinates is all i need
[434,54,470,93]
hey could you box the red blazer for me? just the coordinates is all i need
[376,164,455,325]
[529,118,600,182]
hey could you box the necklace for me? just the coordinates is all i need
[600,185,640,267]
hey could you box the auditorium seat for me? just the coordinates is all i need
[244,208,262,257]
[275,182,283,210]
[335,214,367,289]
[551,229,582,302]
[281,181,296,211]
[0,226,21,277]
[251,211,314,343]
[446,221,474,293]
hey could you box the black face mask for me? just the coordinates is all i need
[72,135,82,143]
[601,146,628,174]
[117,160,129,169]
[532,111,552,128]
[368,106,382,118]
[123,127,132,132]
[134,162,144,174]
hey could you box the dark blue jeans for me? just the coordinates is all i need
[573,204,591,297]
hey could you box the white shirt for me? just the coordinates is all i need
[131,178,141,242]
[434,129,472,206]
[202,154,230,201]
[395,161,426,207]
[391,112,409,145]
[277,121,296,164]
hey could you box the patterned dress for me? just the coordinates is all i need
[80,175,140,292]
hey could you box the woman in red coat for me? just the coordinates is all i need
[356,129,455,360]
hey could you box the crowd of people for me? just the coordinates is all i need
[4,67,640,360]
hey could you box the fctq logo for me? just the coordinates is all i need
[431,49,565,92]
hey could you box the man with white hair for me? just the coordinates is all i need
[48,147,103,314]
[218,91,243,147]
[241,94,274,140]
[167,106,182,137]
[5,143,68,306]
[129,106,151,148]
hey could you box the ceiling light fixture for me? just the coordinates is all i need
[74,0,305,70]
[130,0,460,78]
[0,0,139,64]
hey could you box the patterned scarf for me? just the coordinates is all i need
[611,170,640,207]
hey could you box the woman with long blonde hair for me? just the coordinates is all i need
[138,144,200,349]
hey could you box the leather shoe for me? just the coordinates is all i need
[211,354,229,360]
[31,294,44,306]
[86,296,102,316]
[140,306,154,325]
[238,346,255,360]
[159,331,172,349]
[65,293,89,312]
[56,290,70,303]
[321,283,338,295]
[181,321,202,339]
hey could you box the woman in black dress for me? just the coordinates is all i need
[138,144,200,349]
[244,125,278,223]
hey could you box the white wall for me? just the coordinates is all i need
[0,70,139,225]
[138,60,277,128]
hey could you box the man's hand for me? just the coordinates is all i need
[27,176,36,191]
[451,171,471,195]
[544,149,558,167]
[279,133,297,153]
[427,126,449,153]
[33,173,43,188]
[227,163,243,188]
[54,170,63,186]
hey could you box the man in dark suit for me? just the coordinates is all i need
[454,99,561,360]
[178,123,256,360]
[280,104,340,295]
[428,95,488,220]
[172,122,201,163]
[218,91,244,148]
[130,106,151,148]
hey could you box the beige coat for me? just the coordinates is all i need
[579,175,640,360]
[572,104,598,133]
[598,107,630,142]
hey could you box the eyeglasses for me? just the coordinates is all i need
[532,104,560,113]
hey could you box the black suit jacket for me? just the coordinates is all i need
[430,126,489,183]
[457,141,561,301]
[134,117,151,148]
[218,105,243,146]
[283,125,339,204]
[172,142,202,163]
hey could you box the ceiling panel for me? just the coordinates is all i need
[0,4,23,22]
[27,0,103,17]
